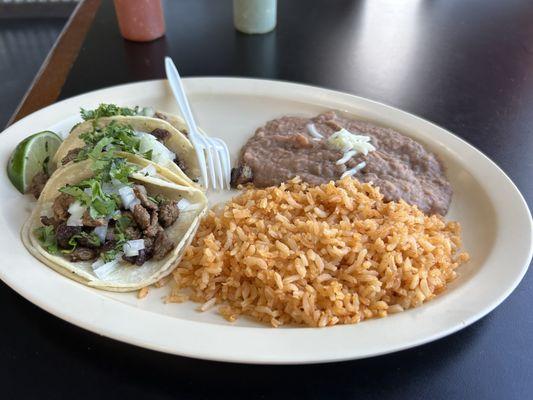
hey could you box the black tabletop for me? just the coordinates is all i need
[3,0,533,398]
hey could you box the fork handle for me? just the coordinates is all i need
[164,57,200,138]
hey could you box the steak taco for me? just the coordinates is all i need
[78,103,188,133]
[22,156,207,291]
[52,105,201,188]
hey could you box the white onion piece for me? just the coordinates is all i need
[140,107,155,117]
[139,165,156,176]
[306,123,324,139]
[93,258,120,280]
[91,258,105,269]
[177,198,192,210]
[93,223,108,242]
[66,217,83,227]
[137,132,176,164]
[118,186,140,210]
[84,188,92,197]
[123,239,145,257]
[68,200,85,214]
[67,201,86,226]
[341,162,367,179]
[336,150,357,165]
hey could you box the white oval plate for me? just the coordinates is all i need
[0,78,531,364]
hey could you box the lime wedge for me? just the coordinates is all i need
[7,131,62,194]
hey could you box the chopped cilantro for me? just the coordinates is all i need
[108,158,138,184]
[76,121,141,162]
[115,213,133,232]
[58,156,139,221]
[101,214,132,262]
[142,149,153,161]
[62,232,101,254]
[80,104,139,121]
[35,226,59,255]
[59,185,91,204]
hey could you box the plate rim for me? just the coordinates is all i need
[1,77,531,364]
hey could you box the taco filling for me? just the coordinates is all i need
[52,104,200,189]
[60,120,188,174]
[34,157,191,278]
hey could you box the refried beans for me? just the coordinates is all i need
[231,111,452,215]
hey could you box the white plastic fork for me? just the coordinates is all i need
[164,57,231,190]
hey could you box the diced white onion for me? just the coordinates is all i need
[306,123,324,139]
[177,198,192,210]
[93,223,108,242]
[123,239,145,257]
[336,150,357,165]
[139,165,156,177]
[84,188,92,197]
[118,186,140,210]
[140,107,155,117]
[68,200,86,215]
[91,258,105,269]
[67,201,86,226]
[341,162,367,179]
[93,258,120,280]
[136,131,176,164]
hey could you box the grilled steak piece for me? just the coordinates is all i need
[132,204,151,229]
[133,185,157,211]
[123,249,148,266]
[82,211,105,227]
[152,231,174,260]
[61,147,82,165]
[144,210,162,237]
[68,247,97,262]
[76,233,101,248]
[158,200,179,228]
[143,236,154,258]
[99,239,116,253]
[121,237,155,266]
[53,193,75,221]
[40,216,59,227]
[230,164,253,188]
[149,128,170,142]
[154,112,168,121]
[55,223,82,248]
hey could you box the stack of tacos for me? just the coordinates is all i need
[22,104,208,292]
